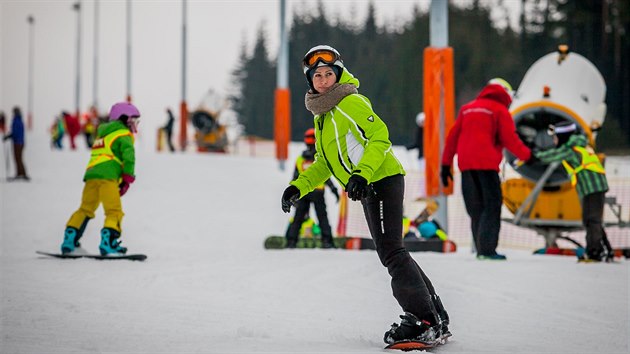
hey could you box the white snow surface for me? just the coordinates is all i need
[1,132,629,354]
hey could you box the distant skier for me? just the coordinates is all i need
[163,108,176,152]
[61,102,140,256]
[285,128,339,248]
[281,45,450,346]
[535,121,613,262]
[3,106,29,181]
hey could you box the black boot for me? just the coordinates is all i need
[321,236,335,249]
[432,295,451,338]
[384,312,440,344]
[286,238,297,249]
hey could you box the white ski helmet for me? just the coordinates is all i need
[302,45,344,91]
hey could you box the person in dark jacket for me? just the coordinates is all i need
[535,122,612,262]
[163,108,176,152]
[3,106,29,180]
[285,128,339,248]
[441,78,532,260]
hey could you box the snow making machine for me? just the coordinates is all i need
[501,45,628,247]
[191,89,229,153]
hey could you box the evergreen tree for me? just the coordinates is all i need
[229,0,629,148]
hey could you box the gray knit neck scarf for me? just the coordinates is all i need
[304,83,358,116]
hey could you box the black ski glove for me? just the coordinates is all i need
[345,174,369,201]
[440,165,452,187]
[526,154,539,165]
[281,185,300,213]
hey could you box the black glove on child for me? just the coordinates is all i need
[281,185,300,213]
[526,154,539,165]
[345,174,369,201]
[440,165,453,187]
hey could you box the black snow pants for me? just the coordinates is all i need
[461,170,502,256]
[582,191,612,258]
[286,189,333,242]
[361,174,440,324]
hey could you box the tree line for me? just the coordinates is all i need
[229,0,629,152]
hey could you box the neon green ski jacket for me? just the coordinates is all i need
[291,68,405,198]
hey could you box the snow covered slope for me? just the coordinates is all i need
[1,132,628,353]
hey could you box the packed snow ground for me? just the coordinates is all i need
[1,131,629,353]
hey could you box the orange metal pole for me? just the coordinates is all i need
[274,88,291,166]
[179,100,188,151]
[423,47,455,197]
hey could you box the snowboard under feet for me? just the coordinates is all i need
[36,250,147,261]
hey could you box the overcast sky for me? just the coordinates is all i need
[0,0,517,147]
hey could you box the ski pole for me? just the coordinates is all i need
[2,139,10,180]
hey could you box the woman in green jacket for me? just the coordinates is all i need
[61,102,140,256]
[281,45,450,345]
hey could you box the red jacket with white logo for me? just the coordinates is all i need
[441,84,531,172]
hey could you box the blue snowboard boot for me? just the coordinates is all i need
[99,228,127,256]
[61,227,82,254]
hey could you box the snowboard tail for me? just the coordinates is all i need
[36,251,147,261]
[385,334,450,351]
[385,340,437,351]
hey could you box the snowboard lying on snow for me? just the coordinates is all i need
[36,250,147,261]
[264,236,457,253]
[533,247,630,259]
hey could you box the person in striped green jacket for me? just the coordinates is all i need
[535,121,613,262]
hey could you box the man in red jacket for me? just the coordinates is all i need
[441,78,532,260]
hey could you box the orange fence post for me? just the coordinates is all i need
[179,101,188,151]
[274,88,291,167]
[423,47,455,197]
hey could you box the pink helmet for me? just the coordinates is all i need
[109,102,140,121]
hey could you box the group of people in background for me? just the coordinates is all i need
[50,106,103,150]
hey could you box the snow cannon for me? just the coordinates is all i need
[191,109,228,152]
[505,45,606,186]
[501,46,611,240]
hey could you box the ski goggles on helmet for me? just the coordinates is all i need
[302,49,343,75]
[547,123,576,136]
[128,116,141,133]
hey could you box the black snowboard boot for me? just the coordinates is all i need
[286,238,297,249]
[321,237,335,249]
[432,295,451,338]
[384,312,440,344]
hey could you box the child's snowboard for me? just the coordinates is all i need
[36,250,147,261]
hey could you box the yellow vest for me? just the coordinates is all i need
[561,146,605,187]
[86,129,134,170]
[296,155,325,190]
